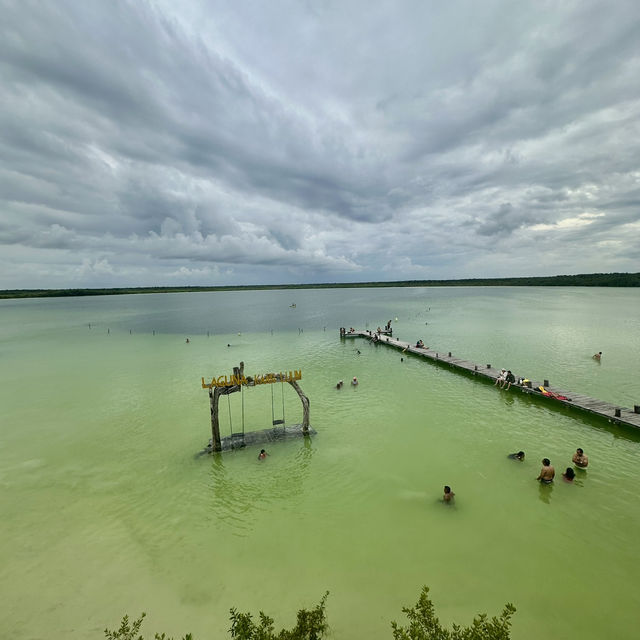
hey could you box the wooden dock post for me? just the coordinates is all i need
[615,408,621,417]
[634,405,640,414]
[544,379,550,387]
[209,387,222,452]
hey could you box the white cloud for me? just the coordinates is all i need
[1,0,639,288]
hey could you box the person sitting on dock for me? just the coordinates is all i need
[258,449,268,460]
[415,339,425,349]
[500,370,516,390]
[562,467,575,482]
[572,448,588,468]
[593,351,602,360]
[508,451,525,461]
[536,458,555,484]
[443,486,455,503]
[495,369,507,386]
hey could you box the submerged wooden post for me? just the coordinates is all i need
[288,379,310,433]
[210,387,222,452]
[209,361,245,452]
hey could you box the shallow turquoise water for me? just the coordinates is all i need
[1,288,639,639]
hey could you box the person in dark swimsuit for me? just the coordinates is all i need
[508,451,525,461]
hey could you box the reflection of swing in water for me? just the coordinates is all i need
[201,361,315,453]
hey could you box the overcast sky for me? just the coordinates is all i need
[1,0,639,288]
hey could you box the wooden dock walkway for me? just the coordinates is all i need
[342,330,640,430]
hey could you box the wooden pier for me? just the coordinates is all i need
[342,330,640,430]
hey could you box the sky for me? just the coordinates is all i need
[1,0,639,289]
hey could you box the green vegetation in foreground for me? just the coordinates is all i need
[104,587,516,640]
[2,271,639,299]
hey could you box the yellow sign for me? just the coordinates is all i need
[202,370,302,389]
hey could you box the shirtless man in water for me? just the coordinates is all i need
[572,448,589,468]
[536,458,555,484]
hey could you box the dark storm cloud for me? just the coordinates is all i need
[1,0,639,288]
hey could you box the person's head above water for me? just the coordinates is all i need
[444,485,451,493]
[516,451,525,460]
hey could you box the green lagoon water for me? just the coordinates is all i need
[1,287,639,639]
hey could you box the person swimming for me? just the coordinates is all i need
[443,485,455,503]
[351,377,358,386]
[508,451,525,461]
[258,449,268,460]
[562,467,575,482]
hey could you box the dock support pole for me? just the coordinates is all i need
[210,387,222,452]
[289,380,310,434]
[615,408,621,417]
[544,379,550,387]
[634,405,640,414]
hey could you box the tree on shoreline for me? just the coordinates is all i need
[104,587,515,640]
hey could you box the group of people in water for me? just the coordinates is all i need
[336,377,358,389]
[511,447,589,483]
[443,448,588,504]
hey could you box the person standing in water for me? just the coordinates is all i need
[593,351,602,360]
[258,449,268,460]
[572,448,589,468]
[443,486,455,503]
[536,458,555,484]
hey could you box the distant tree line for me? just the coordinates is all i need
[1,272,638,299]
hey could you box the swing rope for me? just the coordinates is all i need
[241,383,245,434]
[271,380,285,427]
[281,381,286,428]
[227,392,233,435]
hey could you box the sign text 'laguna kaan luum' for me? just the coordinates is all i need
[201,370,302,389]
